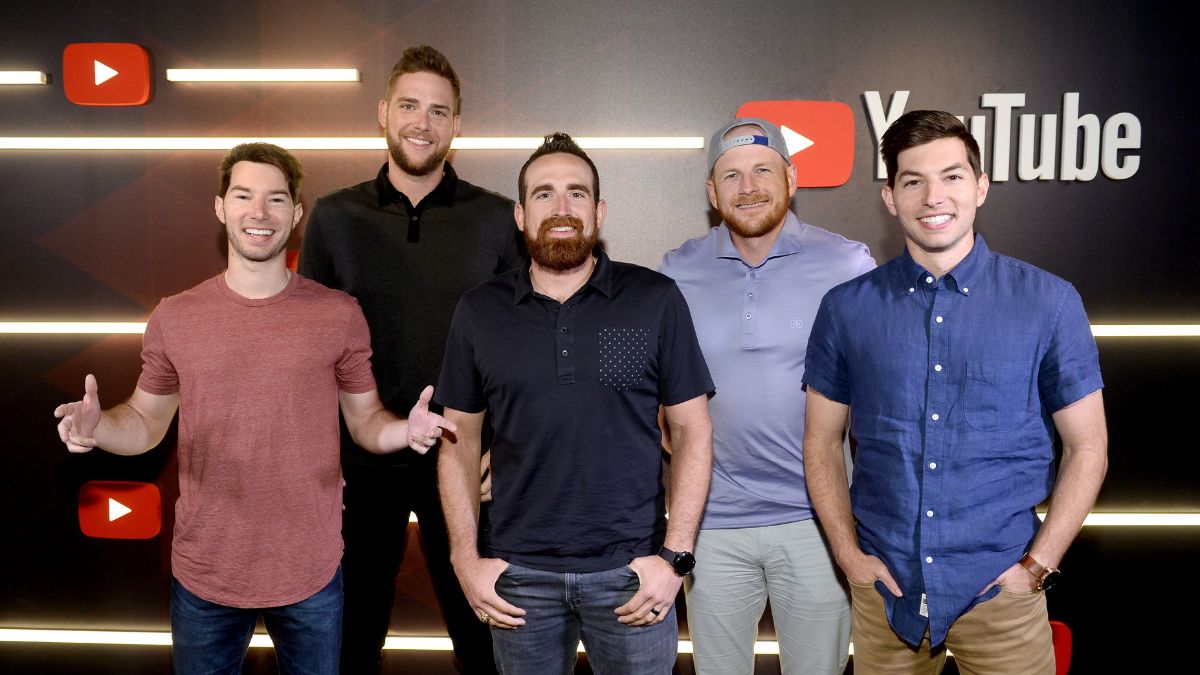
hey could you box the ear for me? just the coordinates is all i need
[452,114,461,138]
[706,179,718,210]
[881,185,897,217]
[976,172,990,207]
[513,202,525,232]
[594,199,608,232]
[786,162,798,198]
[377,99,388,130]
[292,202,304,226]
[214,195,226,224]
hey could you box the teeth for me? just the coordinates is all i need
[920,215,952,226]
[245,228,274,236]
[738,201,767,209]
[405,137,432,146]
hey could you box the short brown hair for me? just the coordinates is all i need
[385,45,461,115]
[880,110,981,188]
[517,132,600,207]
[218,143,304,201]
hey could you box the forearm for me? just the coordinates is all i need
[439,431,484,565]
[348,408,407,454]
[1029,440,1107,568]
[804,434,861,566]
[93,403,169,456]
[663,412,711,552]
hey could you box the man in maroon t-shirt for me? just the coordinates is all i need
[53,143,456,675]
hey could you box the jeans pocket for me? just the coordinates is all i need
[964,360,1029,431]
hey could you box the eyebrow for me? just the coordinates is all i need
[229,185,290,197]
[530,182,592,196]
[396,96,451,112]
[897,163,969,179]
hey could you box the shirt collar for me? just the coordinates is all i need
[895,234,989,297]
[714,210,805,266]
[374,161,460,209]
[513,246,612,305]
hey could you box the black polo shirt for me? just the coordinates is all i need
[299,162,526,468]
[436,249,714,572]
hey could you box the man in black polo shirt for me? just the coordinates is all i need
[436,133,715,673]
[298,45,524,674]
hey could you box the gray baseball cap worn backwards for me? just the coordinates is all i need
[708,117,791,171]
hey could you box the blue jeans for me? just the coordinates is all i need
[170,567,342,675]
[491,562,678,675]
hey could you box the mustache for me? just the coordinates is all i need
[538,215,584,236]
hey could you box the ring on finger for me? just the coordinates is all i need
[479,611,490,624]
[649,607,661,616]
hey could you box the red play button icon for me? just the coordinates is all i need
[62,43,152,106]
[735,100,855,187]
[79,481,161,539]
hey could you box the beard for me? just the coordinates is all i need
[386,131,449,177]
[525,215,598,271]
[719,193,789,239]
[227,226,289,263]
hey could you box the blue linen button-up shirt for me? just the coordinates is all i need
[802,235,1103,647]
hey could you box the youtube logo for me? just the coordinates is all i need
[79,481,161,539]
[736,100,855,187]
[63,43,151,106]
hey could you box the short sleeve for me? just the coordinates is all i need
[1038,284,1104,412]
[336,302,376,394]
[802,291,851,404]
[136,305,179,395]
[434,298,487,413]
[656,283,714,406]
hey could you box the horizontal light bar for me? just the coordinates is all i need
[0,630,791,654]
[0,136,703,151]
[1092,324,1200,337]
[0,71,48,85]
[0,322,146,334]
[7,322,1195,339]
[166,69,360,82]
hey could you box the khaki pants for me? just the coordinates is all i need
[848,580,1054,675]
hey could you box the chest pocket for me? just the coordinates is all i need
[598,327,651,390]
[964,360,1030,431]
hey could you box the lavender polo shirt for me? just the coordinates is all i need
[659,212,874,529]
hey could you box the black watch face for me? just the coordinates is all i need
[673,551,696,576]
[1040,570,1061,591]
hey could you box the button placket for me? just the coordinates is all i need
[554,301,576,384]
[740,268,761,349]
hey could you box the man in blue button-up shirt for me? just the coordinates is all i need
[802,110,1107,674]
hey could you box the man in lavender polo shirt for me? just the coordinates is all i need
[659,118,874,674]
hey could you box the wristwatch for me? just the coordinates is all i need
[658,546,696,576]
[1018,553,1061,591]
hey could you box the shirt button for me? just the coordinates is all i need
[747,292,753,298]
[561,349,568,357]
[934,364,942,372]
[745,313,752,319]
[931,413,940,421]
[963,287,970,294]
[935,316,944,323]
[926,556,934,564]
[908,287,915,293]
[929,462,937,470]
[560,327,567,333]
[925,276,933,283]
[927,510,934,517]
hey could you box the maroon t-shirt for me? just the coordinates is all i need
[138,273,375,607]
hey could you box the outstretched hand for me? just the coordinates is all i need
[54,374,102,453]
[406,385,458,453]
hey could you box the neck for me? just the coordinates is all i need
[729,220,786,267]
[908,237,974,279]
[388,159,445,206]
[530,256,596,303]
[223,257,291,299]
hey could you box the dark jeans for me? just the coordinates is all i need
[491,563,678,675]
[340,459,496,674]
[170,567,342,675]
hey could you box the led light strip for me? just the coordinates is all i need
[0,630,789,654]
[3,322,1196,337]
[0,71,48,85]
[0,136,703,151]
[166,69,359,82]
